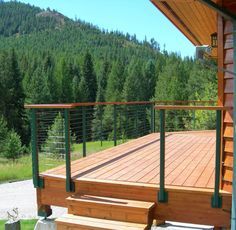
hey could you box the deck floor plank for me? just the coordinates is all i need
[182,147,214,187]
[140,134,193,184]
[42,131,216,189]
[86,141,158,179]
[150,134,202,184]
[170,137,213,186]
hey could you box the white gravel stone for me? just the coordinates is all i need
[0,180,66,220]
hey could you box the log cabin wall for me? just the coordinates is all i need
[219,0,236,192]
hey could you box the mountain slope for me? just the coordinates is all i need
[0,1,160,73]
[0,1,217,148]
[0,1,69,37]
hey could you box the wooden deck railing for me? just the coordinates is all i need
[155,105,232,208]
[25,100,217,193]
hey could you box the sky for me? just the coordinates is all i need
[16,0,195,57]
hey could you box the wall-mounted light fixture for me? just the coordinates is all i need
[211,32,217,48]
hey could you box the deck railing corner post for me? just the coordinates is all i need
[211,109,222,208]
[64,108,75,192]
[31,108,44,189]
[211,194,222,209]
[113,104,117,146]
[151,103,155,133]
[82,106,87,157]
[158,109,168,203]
[158,190,168,203]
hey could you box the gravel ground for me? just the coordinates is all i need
[0,180,66,220]
[0,180,213,229]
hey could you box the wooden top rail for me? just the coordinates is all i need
[155,105,232,111]
[24,103,75,109]
[24,100,217,109]
[155,100,216,104]
[24,101,154,109]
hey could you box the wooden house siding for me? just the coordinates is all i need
[220,14,234,192]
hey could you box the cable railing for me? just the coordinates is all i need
[25,101,155,191]
[154,104,231,209]
[25,100,218,193]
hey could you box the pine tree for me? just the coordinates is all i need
[43,54,58,103]
[43,112,65,158]
[96,60,110,103]
[154,54,189,131]
[72,75,80,102]
[123,59,151,137]
[155,55,187,101]
[79,51,97,102]
[60,60,73,102]
[92,61,110,140]
[78,76,90,102]
[3,130,23,161]
[123,59,146,101]
[71,62,80,102]
[143,60,156,100]
[105,61,124,102]
[28,67,51,103]
[0,50,27,143]
[43,112,74,158]
[0,115,8,155]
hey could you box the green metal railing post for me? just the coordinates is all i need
[64,109,75,192]
[151,103,155,133]
[135,105,138,137]
[82,106,87,157]
[211,110,222,208]
[154,108,156,132]
[158,109,168,202]
[143,105,147,135]
[113,104,117,146]
[125,105,128,141]
[192,110,196,130]
[31,109,44,188]
[174,110,177,130]
[100,116,103,147]
[192,102,196,130]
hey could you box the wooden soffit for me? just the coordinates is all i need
[151,0,218,55]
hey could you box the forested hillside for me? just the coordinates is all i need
[0,1,217,156]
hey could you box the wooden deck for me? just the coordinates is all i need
[44,131,216,189]
[38,131,232,228]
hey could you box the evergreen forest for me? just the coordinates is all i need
[0,1,217,159]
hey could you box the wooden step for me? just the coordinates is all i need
[56,214,149,230]
[66,194,155,225]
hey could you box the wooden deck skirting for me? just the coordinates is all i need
[38,132,232,228]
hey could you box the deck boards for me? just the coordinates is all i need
[42,131,216,189]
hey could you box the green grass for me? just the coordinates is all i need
[0,140,120,183]
[73,140,115,156]
[0,219,37,230]
[0,155,64,183]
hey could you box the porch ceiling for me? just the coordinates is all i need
[151,0,217,55]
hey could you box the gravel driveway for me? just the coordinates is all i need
[0,180,213,229]
[0,180,66,220]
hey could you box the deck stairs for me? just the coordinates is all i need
[56,194,156,230]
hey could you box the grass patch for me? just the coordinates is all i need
[0,155,64,183]
[0,219,37,230]
[73,140,115,156]
[0,140,126,183]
